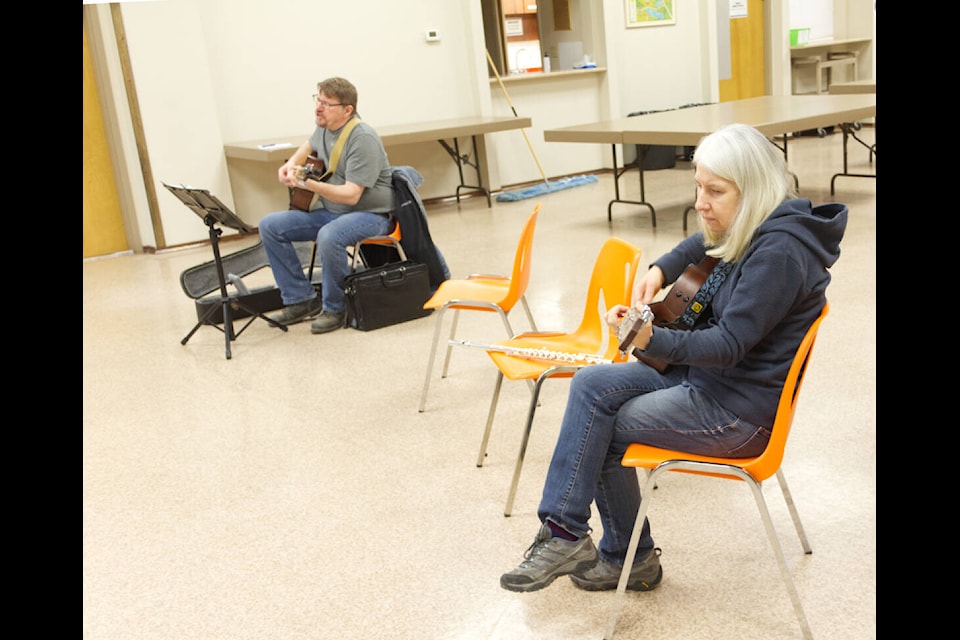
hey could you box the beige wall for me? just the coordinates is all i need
[86,0,875,250]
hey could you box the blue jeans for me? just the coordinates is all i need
[538,361,769,567]
[259,208,391,313]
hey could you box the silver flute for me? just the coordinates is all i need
[448,339,612,365]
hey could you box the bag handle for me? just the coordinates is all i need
[381,265,408,287]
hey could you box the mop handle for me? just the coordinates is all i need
[485,49,550,186]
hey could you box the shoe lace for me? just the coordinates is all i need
[522,540,543,561]
[519,533,555,567]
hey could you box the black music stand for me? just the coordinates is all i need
[164,183,287,359]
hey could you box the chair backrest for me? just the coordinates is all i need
[361,219,401,246]
[569,237,643,349]
[748,301,829,481]
[621,301,831,485]
[500,204,541,311]
[351,222,405,271]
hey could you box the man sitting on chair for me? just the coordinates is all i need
[260,76,394,334]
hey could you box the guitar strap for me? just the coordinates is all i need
[676,257,733,328]
[319,116,362,180]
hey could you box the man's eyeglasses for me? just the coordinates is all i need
[312,95,344,109]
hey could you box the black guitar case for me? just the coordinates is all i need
[180,240,319,324]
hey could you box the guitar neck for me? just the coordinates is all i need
[299,156,327,181]
[616,305,654,353]
[290,155,326,212]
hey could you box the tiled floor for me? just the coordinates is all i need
[83,128,876,640]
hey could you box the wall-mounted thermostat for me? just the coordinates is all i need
[425,29,441,42]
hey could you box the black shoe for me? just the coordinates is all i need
[269,297,322,326]
[570,547,662,592]
[310,310,346,334]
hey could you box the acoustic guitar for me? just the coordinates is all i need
[617,256,719,372]
[289,155,328,211]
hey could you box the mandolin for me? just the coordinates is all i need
[289,155,328,211]
[617,256,719,372]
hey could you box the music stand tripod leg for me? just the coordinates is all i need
[166,183,288,359]
[216,296,292,359]
[182,292,289,359]
[180,221,242,359]
[181,295,225,345]
[226,299,289,336]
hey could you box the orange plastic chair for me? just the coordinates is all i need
[603,302,830,640]
[347,221,405,271]
[479,236,642,517]
[307,220,404,282]
[418,204,541,413]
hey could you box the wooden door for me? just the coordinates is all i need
[719,0,765,102]
[83,14,128,258]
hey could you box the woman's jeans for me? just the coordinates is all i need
[259,208,391,313]
[538,361,769,567]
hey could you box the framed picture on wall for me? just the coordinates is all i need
[625,0,676,28]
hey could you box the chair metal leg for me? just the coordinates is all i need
[776,469,812,554]
[490,309,535,395]
[477,371,505,467]
[604,462,814,639]
[749,476,814,639]
[440,309,461,378]
[503,366,576,517]
[442,307,516,378]
[503,374,547,517]
[422,302,527,413]
[519,295,538,332]
[604,467,659,639]
[497,308,515,337]
[419,306,450,412]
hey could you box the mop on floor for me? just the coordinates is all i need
[494,174,598,201]
[486,50,598,202]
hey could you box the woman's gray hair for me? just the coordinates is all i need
[693,123,797,262]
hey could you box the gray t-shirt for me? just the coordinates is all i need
[308,117,394,214]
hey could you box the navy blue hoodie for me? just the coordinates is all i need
[643,198,848,427]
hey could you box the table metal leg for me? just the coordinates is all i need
[438,134,492,207]
[830,123,876,194]
[606,144,656,225]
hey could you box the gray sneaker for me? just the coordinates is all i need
[269,297,322,326]
[570,547,662,592]
[310,310,346,334]
[500,522,598,592]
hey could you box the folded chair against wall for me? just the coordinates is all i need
[603,302,830,640]
[480,236,642,517]
[418,204,541,413]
